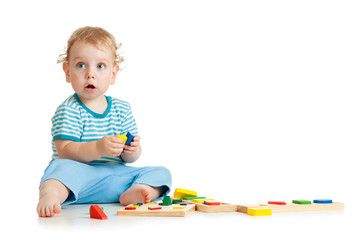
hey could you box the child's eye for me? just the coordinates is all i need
[76,63,86,69]
[97,63,105,69]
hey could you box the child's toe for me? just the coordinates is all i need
[39,207,46,217]
[45,206,52,217]
[54,204,62,214]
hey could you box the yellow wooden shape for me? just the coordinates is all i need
[192,199,214,204]
[146,203,158,205]
[174,188,197,199]
[117,134,128,143]
[128,205,140,208]
[173,206,186,209]
[248,208,272,216]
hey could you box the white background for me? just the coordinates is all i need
[0,0,359,239]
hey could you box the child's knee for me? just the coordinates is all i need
[150,166,172,179]
[40,159,86,187]
[40,179,69,193]
[145,166,172,189]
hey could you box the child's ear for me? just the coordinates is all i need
[63,62,71,83]
[111,64,120,85]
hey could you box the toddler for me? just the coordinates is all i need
[37,26,171,217]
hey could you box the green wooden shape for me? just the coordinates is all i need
[162,196,172,206]
[292,200,311,204]
[183,196,206,200]
[173,199,183,204]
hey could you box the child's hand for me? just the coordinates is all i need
[96,135,125,157]
[123,135,141,154]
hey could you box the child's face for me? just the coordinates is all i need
[63,42,119,101]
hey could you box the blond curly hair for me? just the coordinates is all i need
[57,26,124,66]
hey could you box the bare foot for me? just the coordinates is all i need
[37,179,70,217]
[37,194,62,217]
[119,184,162,206]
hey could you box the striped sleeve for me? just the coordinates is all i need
[51,104,83,142]
[121,103,138,136]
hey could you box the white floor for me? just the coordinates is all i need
[30,202,356,240]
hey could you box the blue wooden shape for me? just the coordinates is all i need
[313,199,333,204]
[125,132,135,146]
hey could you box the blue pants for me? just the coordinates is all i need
[39,159,172,205]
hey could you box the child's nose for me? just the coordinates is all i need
[87,67,95,79]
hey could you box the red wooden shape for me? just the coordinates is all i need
[205,202,221,206]
[268,201,286,205]
[90,205,108,220]
[148,207,162,210]
[125,207,137,210]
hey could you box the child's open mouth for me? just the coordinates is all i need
[85,84,96,92]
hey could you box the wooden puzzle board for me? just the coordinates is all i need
[238,202,344,213]
[117,204,196,217]
[195,202,238,213]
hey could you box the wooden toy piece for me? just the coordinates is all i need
[192,199,214,204]
[272,202,344,213]
[125,132,135,146]
[90,205,108,220]
[238,202,344,213]
[268,201,286,205]
[237,204,267,213]
[162,196,172,206]
[183,196,206,200]
[293,200,311,204]
[313,199,333,204]
[117,203,196,217]
[173,206,186,209]
[205,201,221,206]
[174,188,197,199]
[128,205,140,208]
[148,207,162,210]
[248,207,272,216]
[89,206,103,214]
[173,199,183,204]
[117,134,128,144]
[125,207,137,210]
[196,202,238,213]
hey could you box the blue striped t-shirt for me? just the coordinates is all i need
[51,93,138,164]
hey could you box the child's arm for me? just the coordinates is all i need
[121,135,142,163]
[55,135,125,163]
